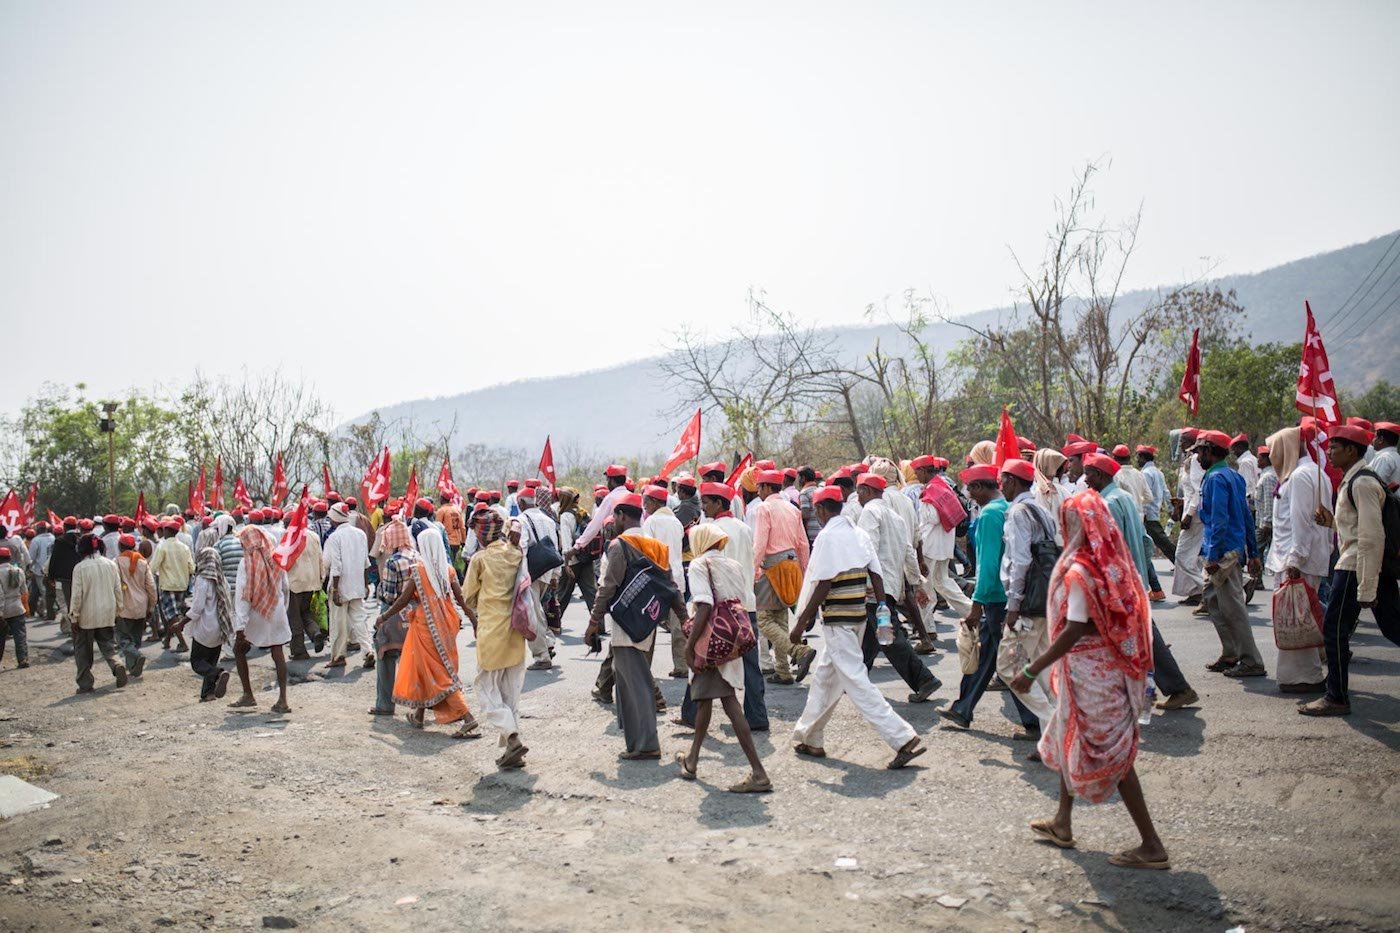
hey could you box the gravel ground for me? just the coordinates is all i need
[0,559,1397,932]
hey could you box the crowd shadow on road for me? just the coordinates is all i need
[1057,847,1226,931]
[1340,690,1400,752]
[798,750,921,799]
[464,770,540,816]
[696,783,772,828]
[1139,708,1205,758]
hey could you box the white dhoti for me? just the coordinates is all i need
[793,623,916,751]
[1171,521,1205,598]
[475,661,527,741]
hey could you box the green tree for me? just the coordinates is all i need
[1342,380,1400,422]
[1147,342,1302,445]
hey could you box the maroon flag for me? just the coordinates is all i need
[538,437,557,491]
[994,407,1021,468]
[272,485,312,571]
[724,453,753,489]
[323,463,334,497]
[1295,301,1341,426]
[1178,327,1202,415]
[47,508,63,529]
[363,447,391,506]
[657,408,702,480]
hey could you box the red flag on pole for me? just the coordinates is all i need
[436,456,461,507]
[994,407,1021,468]
[135,492,148,527]
[271,452,288,507]
[1178,327,1202,415]
[47,508,63,529]
[20,484,37,526]
[725,453,753,489]
[404,466,419,512]
[657,408,702,480]
[213,458,225,510]
[322,463,334,497]
[363,447,391,506]
[233,476,254,510]
[1296,301,1342,427]
[538,437,556,491]
[190,467,207,516]
[272,485,312,571]
[0,490,20,532]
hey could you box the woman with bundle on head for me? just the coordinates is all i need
[1010,490,1169,870]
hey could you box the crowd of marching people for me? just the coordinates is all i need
[2,416,1397,871]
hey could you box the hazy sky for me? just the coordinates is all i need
[3,1,1398,421]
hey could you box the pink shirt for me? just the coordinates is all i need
[751,492,810,580]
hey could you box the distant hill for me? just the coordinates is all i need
[347,232,1399,456]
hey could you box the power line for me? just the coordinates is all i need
[1321,231,1400,331]
[1333,284,1400,348]
[1332,267,1400,341]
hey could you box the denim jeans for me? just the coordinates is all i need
[1322,569,1400,704]
[1,614,27,665]
[680,613,768,729]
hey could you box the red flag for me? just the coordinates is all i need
[538,437,556,491]
[1296,301,1342,427]
[272,485,312,571]
[436,456,461,507]
[1178,327,1202,415]
[0,490,20,532]
[212,458,225,510]
[135,492,148,527]
[725,453,753,489]
[271,452,288,507]
[47,508,63,529]
[233,476,253,510]
[190,466,207,516]
[657,408,702,480]
[994,407,1021,468]
[404,466,419,511]
[20,484,37,526]
[363,447,391,506]
[322,463,334,496]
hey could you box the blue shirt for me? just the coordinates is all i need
[1199,461,1258,563]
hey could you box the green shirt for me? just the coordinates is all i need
[972,496,1008,604]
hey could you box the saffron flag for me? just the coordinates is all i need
[272,485,312,571]
[994,407,1021,468]
[657,408,702,480]
[20,484,37,526]
[538,437,556,491]
[135,492,148,527]
[404,466,419,512]
[190,467,207,516]
[1296,301,1342,427]
[0,490,20,533]
[363,447,391,506]
[436,456,461,507]
[725,453,753,489]
[271,452,288,507]
[233,476,253,510]
[213,458,225,510]
[1178,328,1202,415]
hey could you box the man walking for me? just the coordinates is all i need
[1194,430,1265,678]
[69,534,128,693]
[750,470,813,685]
[148,519,194,652]
[322,503,372,670]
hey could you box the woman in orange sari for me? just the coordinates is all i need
[376,526,480,739]
[1010,490,1169,870]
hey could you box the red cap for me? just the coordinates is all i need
[326,491,342,502]
[118,533,136,549]
[592,484,608,495]
[63,516,78,528]
[674,474,697,489]
[1017,436,1036,450]
[959,465,999,485]
[755,459,777,471]
[604,464,628,478]
[141,516,159,531]
[1346,417,1374,431]
[1083,452,1121,476]
[102,513,119,525]
[699,482,734,500]
[756,470,784,486]
[465,487,479,496]
[910,455,937,470]
[699,461,728,476]
[524,479,542,489]
[1179,427,1199,441]
[0,547,9,559]
[1065,433,1088,445]
[415,497,435,511]
[829,467,852,481]
[345,496,358,506]
[783,467,798,480]
[78,518,95,531]
[1230,433,1249,446]
[475,491,491,502]
[506,480,520,489]
[313,500,328,511]
[1193,430,1231,451]
[1111,444,1131,458]
[811,486,845,506]
[119,517,136,530]
[932,457,950,469]
[249,509,266,522]
[1135,445,1156,455]
[270,507,285,520]
[1061,441,1096,458]
[850,463,869,475]
[1001,459,1036,483]
[1374,422,1400,436]
[472,501,488,513]
[643,484,669,502]
[856,473,887,490]
[161,519,180,530]
[1330,424,1373,447]
[617,493,644,510]
[1257,445,1269,456]
[489,491,502,501]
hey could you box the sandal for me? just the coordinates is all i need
[675,751,697,781]
[367,707,395,716]
[727,774,773,794]
[1108,850,1170,870]
[793,743,827,758]
[450,721,482,740]
[1297,697,1351,717]
[619,749,661,761]
[670,717,694,729]
[325,657,347,669]
[497,742,529,769]
[227,697,257,709]
[270,701,291,714]
[887,738,926,770]
[1030,819,1075,849]
[405,713,424,730]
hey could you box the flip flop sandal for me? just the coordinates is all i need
[270,702,291,714]
[497,743,529,769]
[227,697,257,709]
[793,743,827,758]
[887,743,926,769]
[1108,851,1170,870]
[450,725,482,740]
[1297,699,1351,717]
[213,671,230,699]
[1030,820,1075,849]
[676,752,697,781]
[727,775,773,794]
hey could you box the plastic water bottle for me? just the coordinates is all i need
[875,604,895,646]
[1139,674,1156,726]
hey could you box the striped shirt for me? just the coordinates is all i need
[214,535,244,589]
[822,569,869,624]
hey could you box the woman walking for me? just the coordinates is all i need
[1010,490,1169,870]
[377,527,479,739]
[675,524,771,793]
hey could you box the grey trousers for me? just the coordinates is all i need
[595,641,665,706]
[375,648,401,712]
[115,617,146,670]
[74,626,122,690]
[1204,551,1262,668]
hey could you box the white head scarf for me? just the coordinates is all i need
[415,525,452,598]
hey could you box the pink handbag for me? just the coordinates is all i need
[682,564,757,669]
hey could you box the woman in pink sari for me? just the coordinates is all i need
[1010,490,1169,870]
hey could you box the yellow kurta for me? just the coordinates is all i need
[463,539,526,672]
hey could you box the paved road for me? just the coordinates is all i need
[0,559,1396,932]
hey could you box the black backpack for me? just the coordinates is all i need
[1345,469,1400,577]
[608,540,680,643]
[1016,501,1061,616]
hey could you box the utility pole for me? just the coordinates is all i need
[99,402,117,512]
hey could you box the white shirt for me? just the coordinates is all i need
[1141,461,1169,520]
[1115,464,1150,507]
[917,498,957,561]
[185,575,225,648]
[1235,451,1260,499]
[321,524,369,600]
[883,484,921,552]
[517,507,562,584]
[641,508,686,591]
[856,497,919,600]
[711,514,757,611]
[1000,492,1055,614]
[1180,456,1205,517]
[1370,446,1400,490]
[1267,454,1334,578]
